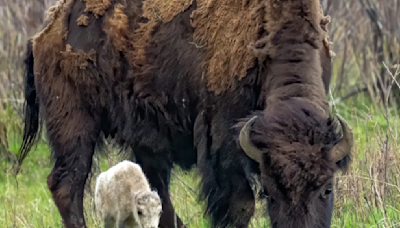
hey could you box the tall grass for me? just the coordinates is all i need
[1,0,400,228]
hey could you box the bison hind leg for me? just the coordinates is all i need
[44,102,102,227]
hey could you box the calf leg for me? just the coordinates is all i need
[45,108,100,228]
[135,150,185,228]
[117,221,127,228]
[104,217,115,228]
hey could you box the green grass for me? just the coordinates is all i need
[1,101,400,228]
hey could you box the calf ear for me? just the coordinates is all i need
[329,115,353,171]
[133,190,143,200]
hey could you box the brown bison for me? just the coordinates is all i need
[18,0,353,228]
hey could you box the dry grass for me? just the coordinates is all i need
[1,0,400,227]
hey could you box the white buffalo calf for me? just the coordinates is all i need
[95,160,162,228]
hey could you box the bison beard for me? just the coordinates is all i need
[17,0,352,228]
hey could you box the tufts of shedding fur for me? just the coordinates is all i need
[76,15,89,26]
[266,0,334,60]
[101,0,262,94]
[103,1,173,92]
[32,0,73,51]
[83,0,111,18]
[253,0,324,60]
[61,44,96,70]
[136,0,334,95]
[104,3,152,67]
[191,0,264,94]
[104,4,130,52]
[103,0,333,95]
[95,160,162,228]
[320,13,335,59]
[142,0,194,22]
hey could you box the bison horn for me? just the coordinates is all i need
[239,116,262,163]
[329,115,354,163]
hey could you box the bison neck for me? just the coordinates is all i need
[263,43,329,118]
[256,0,330,117]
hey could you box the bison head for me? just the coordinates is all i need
[238,98,353,228]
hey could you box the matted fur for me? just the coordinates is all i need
[103,4,130,52]
[139,0,334,94]
[191,0,263,94]
[61,44,96,70]
[103,2,153,68]
[103,0,263,94]
[318,4,335,59]
[32,0,73,52]
[83,0,111,18]
[103,0,335,95]
[142,0,194,22]
[76,15,89,26]
[29,0,335,97]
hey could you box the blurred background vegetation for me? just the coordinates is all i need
[0,0,400,227]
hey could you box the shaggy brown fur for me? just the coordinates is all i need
[319,6,335,59]
[76,15,89,26]
[142,0,194,22]
[18,0,349,228]
[103,2,154,67]
[103,4,130,52]
[32,0,73,51]
[248,99,339,205]
[83,0,111,18]
[61,44,96,69]
[105,0,335,96]
[191,0,263,94]
[140,0,334,94]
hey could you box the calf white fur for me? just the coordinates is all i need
[95,160,162,228]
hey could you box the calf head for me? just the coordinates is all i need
[134,191,162,228]
[238,98,353,228]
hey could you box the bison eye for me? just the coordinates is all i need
[321,187,333,199]
[138,211,143,215]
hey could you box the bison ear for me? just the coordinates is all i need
[329,115,353,171]
[239,116,262,163]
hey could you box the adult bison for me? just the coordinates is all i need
[18,0,353,227]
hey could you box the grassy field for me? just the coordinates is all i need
[1,96,400,228]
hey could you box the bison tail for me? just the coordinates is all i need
[16,39,41,174]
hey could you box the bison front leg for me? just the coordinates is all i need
[135,150,185,228]
[197,129,256,228]
[44,103,100,228]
